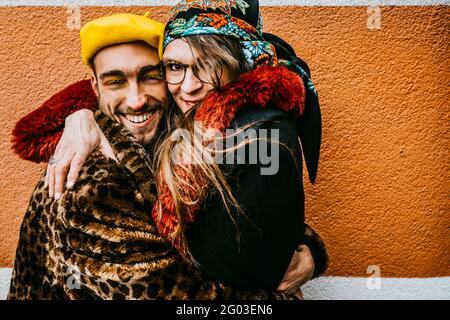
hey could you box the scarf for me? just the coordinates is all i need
[164,0,278,68]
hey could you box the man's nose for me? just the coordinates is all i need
[180,68,203,94]
[125,82,146,110]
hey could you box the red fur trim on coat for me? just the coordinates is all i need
[195,65,305,130]
[152,65,305,256]
[11,80,98,163]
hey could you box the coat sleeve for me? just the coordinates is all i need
[187,108,310,290]
[11,80,97,163]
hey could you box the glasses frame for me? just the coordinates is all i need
[163,61,218,85]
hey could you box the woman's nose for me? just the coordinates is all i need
[180,68,203,94]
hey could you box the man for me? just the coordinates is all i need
[9,13,323,300]
[9,13,201,300]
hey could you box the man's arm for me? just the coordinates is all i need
[11,80,115,199]
[12,80,97,163]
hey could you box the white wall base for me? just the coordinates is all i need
[301,275,450,300]
[0,268,12,300]
[1,268,449,300]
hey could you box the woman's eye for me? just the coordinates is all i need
[167,63,184,72]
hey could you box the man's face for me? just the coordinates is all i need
[92,41,168,145]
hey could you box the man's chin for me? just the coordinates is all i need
[136,134,155,146]
[120,110,160,140]
[125,122,160,145]
[127,127,155,144]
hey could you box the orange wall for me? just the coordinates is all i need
[0,6,448,277]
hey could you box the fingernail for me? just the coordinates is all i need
[49,190,53,198]
[66,181,74,189]
[54,192,61,200]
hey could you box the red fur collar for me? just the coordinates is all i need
[196,65,305,129]
[152,65,305,255]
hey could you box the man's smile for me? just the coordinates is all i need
[119,109,160,128]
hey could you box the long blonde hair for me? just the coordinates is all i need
[154,34,254,258]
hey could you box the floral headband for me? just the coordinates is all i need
[164,12,278,68]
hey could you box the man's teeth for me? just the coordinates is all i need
[125,111,155,124]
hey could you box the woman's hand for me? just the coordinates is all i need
[44,109,116,199]
[277,244,315,299]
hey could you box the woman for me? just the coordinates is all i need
[11,0,327,298]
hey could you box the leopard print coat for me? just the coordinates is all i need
[7,110,289,300]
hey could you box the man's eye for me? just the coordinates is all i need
[142,73,163,81]
[104,79,125,86]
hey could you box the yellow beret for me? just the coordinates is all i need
[80,13,164,65]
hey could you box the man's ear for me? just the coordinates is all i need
[91,74,99,98]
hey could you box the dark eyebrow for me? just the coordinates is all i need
[138,64,162,77]
[99,70,126,80]
[162,60,189,66]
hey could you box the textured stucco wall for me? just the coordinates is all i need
[0,6,448,279]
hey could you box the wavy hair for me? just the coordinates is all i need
[154,34,260,259]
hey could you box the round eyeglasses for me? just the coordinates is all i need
[163,61,217,85]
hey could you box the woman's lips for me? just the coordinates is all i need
[181,99,202,109]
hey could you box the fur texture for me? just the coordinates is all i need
[8,110,288,300]
[11,80,97,163]
[195,65,305,130]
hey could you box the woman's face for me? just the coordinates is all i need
[163,38,231,113]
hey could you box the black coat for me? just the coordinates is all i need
[188,107,320,290]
